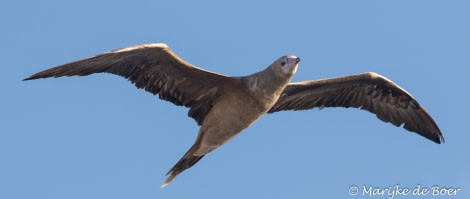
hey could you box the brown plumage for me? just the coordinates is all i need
[268,73,442,143]
[23,43,444,187]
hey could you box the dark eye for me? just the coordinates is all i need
[281,60,286,66]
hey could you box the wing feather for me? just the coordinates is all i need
[268,72,444,143]
[24,43,238,125]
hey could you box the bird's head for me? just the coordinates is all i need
[273,55,300,77]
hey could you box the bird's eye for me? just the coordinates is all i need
[281,60,286,66]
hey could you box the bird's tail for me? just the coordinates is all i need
[160,144,205,188]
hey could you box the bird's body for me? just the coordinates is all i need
[194,66,294,156]
[24,43,443,187]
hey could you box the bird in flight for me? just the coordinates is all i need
[24,43,444,188]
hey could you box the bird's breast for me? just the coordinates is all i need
[196,91,268,154]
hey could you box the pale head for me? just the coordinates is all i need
[276,55,300,76]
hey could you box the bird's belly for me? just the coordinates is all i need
[195,98,267,155]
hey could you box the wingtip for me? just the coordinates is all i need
[23,74,43,81]
[439,135,445,144]
[431,134,445,144]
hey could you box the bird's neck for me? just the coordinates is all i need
[244,67,291,109]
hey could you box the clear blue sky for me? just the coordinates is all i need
[1,0,469,198]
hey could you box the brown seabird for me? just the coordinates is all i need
[23,43,444,188]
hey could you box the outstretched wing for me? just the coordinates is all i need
[268,72,444,143]
[24,43,238,125]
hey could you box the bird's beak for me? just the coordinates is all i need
[295,57,300,64]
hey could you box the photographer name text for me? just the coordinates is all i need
[348,184,461,198]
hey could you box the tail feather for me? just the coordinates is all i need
[160,144,205,188]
